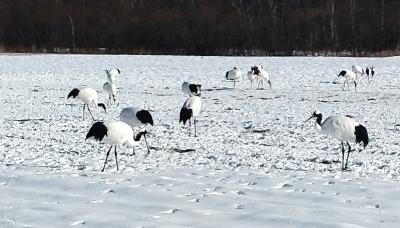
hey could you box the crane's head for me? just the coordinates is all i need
[338,70,346,77]
[251,66,260,75]
[306,110,322,122]
[189,84,201,97]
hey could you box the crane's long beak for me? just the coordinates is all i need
[305,116,314,122]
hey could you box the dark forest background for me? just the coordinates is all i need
[0,0,399,56]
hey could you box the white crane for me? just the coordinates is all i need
[120,107,154,156]
[180,93,202,137]
[338,70,357,91]
[182,81,201,97]
[103,81,117,106]
[67,87,106,120]
[251,65,272,89]
[306,111,369,170]
[86,121,146,172]
[365,66,375,83]
[351,65,364,79]
[247,70,256,87]
[105,68,121,84]
[225,67,242,89]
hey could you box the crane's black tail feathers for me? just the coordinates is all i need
[67,88,79,99]
[355,124,369,148]
[135,130,147,141]
[86,122,108,141]
[98,103,106,113]
[136,110,154,126]
[179,108,192,125]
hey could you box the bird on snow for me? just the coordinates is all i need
[225,67,242,89]
[338,70,357,91]
[120,106,154,156]
[180,92,202,137]
[105,68,121,84]
[251,65,272,89]
[351,65,364,78]
[247,70,257,87]
[86,121,147,172]
[67,87,106,120]
[182,81,201,97]
[103,81,117,106]
[365,66,375,83]
[306,111,369,170]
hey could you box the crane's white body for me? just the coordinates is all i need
[103,82,117,105]
[226,68,242,81]
[120,107,144,128]
[182,96,202,117]
[315,115,358,143]
[99,121,138,147]
[254,68,271,89]
[77,87,99,105]
[106,68,121,84]
[351,65,364,77]
[247,70,256,86]
[338,70,357,91]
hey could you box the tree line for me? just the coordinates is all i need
[0,0,399,56]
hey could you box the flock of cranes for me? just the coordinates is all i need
[225,65,272,89]
[67,63,373,172]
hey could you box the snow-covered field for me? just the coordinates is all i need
[0,54,400,227]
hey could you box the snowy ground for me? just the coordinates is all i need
[0,55,400,227]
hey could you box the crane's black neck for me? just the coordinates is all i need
[315,114,322,126]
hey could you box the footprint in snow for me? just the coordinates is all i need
[186,198,200,203]
[102,189,116,194]
[323,181,336,185]
[274,183,293,189]
[233,203,245,209]
[230,190,246,195]
[70,220,85,226]
[89,200,103,204]
[161,209,179,214]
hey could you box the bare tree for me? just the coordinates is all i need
[69,14,76,53]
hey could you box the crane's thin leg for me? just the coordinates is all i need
[144,133,151,156]
[114,146,119,171]
[87,106,96,121]
[343,79,347,91]
[341,142,345,170]
[233,81,236,90]
[345,142,352,170]
[82,104,86,120]
[194,118,197,137]
[102,146,113,172]
[354,81,357,91]
[188,119,191,136]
